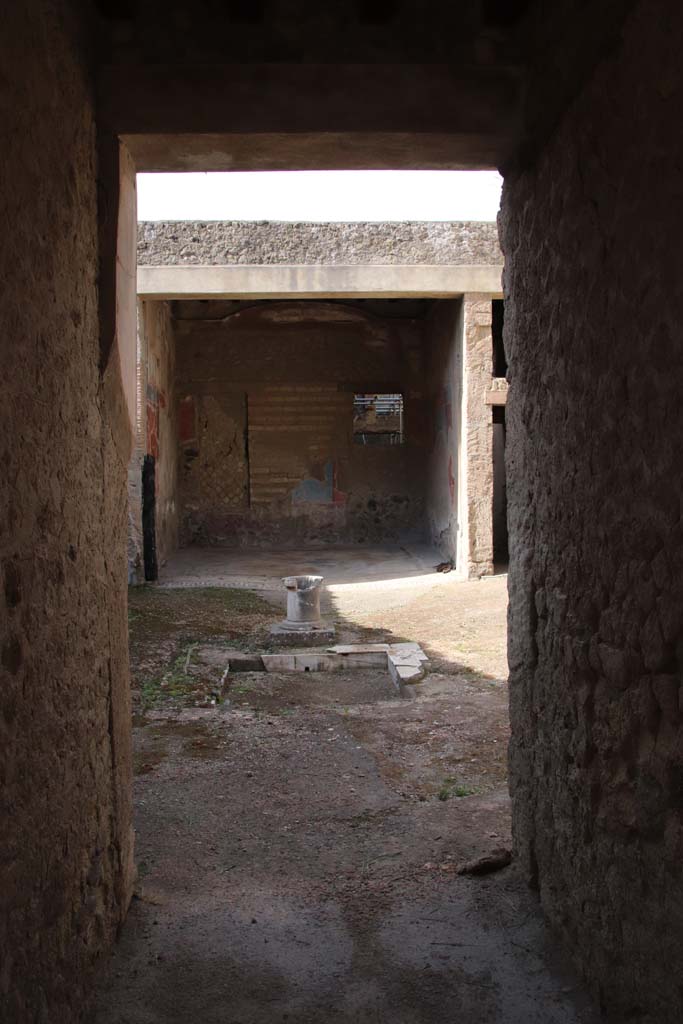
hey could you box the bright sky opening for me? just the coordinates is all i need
[137,170,502,222]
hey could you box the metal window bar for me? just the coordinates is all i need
[353,393,404,444]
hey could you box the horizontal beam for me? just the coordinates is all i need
[98,64,521,171]
[486,386,508,405]
[123,132,504,173]
[137,264,503,300]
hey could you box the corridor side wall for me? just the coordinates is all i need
[501,2,683,1019]
[0,3,133,1020]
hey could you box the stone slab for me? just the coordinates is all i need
[388,642,429,661]
[388,655,426,686]
[328,644,390,654]
[270,623,336,645]
[257,641,428,685]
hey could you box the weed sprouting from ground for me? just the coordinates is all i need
[139,644,204,710]
[437,776,476,801]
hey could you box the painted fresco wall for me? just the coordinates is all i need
[128,301,178,579]
[174,300,430,546]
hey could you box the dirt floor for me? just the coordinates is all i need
[94,547,599,1023]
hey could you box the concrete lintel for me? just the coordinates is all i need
[137,264,503,300]
[486,389,508,405]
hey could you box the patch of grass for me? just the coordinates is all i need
[129,583,272,610]
[128,585,277,647]
[140,678,163,710]
[129,585,281,711]
[139,642,204,710]
[437,776,476,801]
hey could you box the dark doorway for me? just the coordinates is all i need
[142,454,158,581]
[492,405,508,565]
[492,299,507,378]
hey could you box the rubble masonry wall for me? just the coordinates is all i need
[137,220,502,267]
[0,3,133,1020]
[501,1,683,1019]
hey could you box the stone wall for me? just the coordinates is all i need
[174,300,429,545]
[425,301,464,564]
[0,3,133,1020]
[144,302,178,567]
[424,296,495,577]
[127,303,146,583]
[128,301,179,578]
[501,1,683,1020]
[138,221,502,267]
[461,295,494,578]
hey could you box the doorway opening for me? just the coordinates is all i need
[492,404,508,567]
[491,298,507,378]
[141,454,158,581]
[130,239,505,577]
